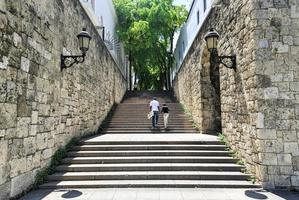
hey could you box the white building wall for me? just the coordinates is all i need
[172,0,213,82]
[80,0,127,77]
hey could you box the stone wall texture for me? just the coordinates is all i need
[173,0,299,189]
[0,0,127,198]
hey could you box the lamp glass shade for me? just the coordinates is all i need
[204,28,220,51]
[77,28,92,54]
[206,37,218,50]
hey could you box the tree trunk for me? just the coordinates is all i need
[129,54,132,91]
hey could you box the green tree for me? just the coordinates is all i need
[113,0,187,90]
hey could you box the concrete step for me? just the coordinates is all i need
[102,125,194,128]
[113,110,185,113]
[100,130,199,134]
[72,144,228,151]
[117,103,182,106]
[78,140,222,145]
[113,112,184,114]
[106,119,192,122]
[67,150,230,157]
[110,117,189,120]
[56,163,245,172]
[47,171,250,181]
[103,123,194,126]
[102,128,196,132]
[104,123,193,126]
[40,180,260,189]
[61,156,238,164]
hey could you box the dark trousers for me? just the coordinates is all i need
[152,111,159,127]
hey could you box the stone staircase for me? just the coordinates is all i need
[40,91,259,189]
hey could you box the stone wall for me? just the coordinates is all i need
[0,0,127,198]
[173,0,299,189]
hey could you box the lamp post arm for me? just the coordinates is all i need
[61,54,85,71]
[218,55,236,70]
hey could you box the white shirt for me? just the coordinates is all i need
[150,100,160,111]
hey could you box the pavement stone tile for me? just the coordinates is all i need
[136,188,159,200]
[19,188,299,200]
[159,188,183,200]
[179,189,206,200]
[88,188,116,200]
[113,188,138,200]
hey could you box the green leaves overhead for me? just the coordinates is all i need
[113,0,187,90]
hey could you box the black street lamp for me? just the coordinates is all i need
[61,28,92,71]
[204,28,236,70]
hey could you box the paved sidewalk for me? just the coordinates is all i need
[20,188,299,200]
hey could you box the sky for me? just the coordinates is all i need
[173,0,192,9]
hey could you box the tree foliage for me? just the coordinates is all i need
[113,0,187,90]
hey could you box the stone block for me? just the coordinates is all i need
[264,87,279,99]
[283,36,293,45]
[23,137,36,155]
[44,117,56,131]
[0,140,8,164]
[261,0,274,9]
[259,39,269,48]
[41,148,52,160]
[0,164,9,185]
[268,166,280,175]
[0,103,17,129]
[272,42,289,53]
[31,111,38,124]
[276,120,294,130]
[280,131,297,142]
[0,181,10,200]
[291,5,299,18]
[277,108,295,120]
[0,56,9,69]
[26,155,34,171]
[32,151,41,168]
[0,0,6,11]
[17,95,32,117]
[20,57,30,73]
[276,82,289,92]
[261,181,275,189]
[44,50,52,60]
[38,104,50,116]
[7,80,17,103]
[290,82,299,91]
[270,74,283,82]
[291,176,299,187]
[0,129,4,138]
[274,175,291,187]
[257,129,277,139]
[13,32,22,47]
[277,153,292,165]
[36,133,47,150]
[256,113,264,128]
[260,139,283,153]
[293,156,299,171]
[16,117,30,138]
[10,157,26,177]
[10,138,24,159]
[280,166,294,175]
[47,138,55,148]
[284,142,299,154]
[259,153,278,165]
[10,171,35,198]
[29,125,37,136]
[273,0,289,8]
